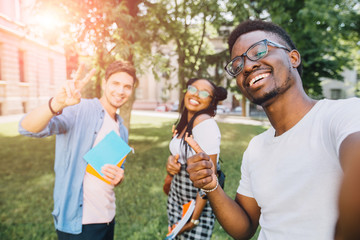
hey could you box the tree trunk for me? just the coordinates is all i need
[177,47,186,107]
[119,89,135,132]
[241,94,247,117]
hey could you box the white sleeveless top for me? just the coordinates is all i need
[169,118,221,164]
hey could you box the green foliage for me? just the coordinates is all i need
[33,0,359,106]
[0,116,265,239]
[35,0,153,97]
[143,0,229,101]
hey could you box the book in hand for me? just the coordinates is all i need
[165,200,195,240]
[84,130,131,184]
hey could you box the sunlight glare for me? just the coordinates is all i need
[35,11,61,30]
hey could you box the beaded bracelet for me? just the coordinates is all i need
[48,97,63,116]
[202,177,219,193]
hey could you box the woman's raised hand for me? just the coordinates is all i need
[172,125,178,137]
[167,154,180,176]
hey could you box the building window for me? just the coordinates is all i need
[330,88,342,99]
[18,49,26,82]
[49,58,54,85]
[135,88,143,99]
[15,0,22,21]
[0,45,2,81]
[22,102,27,113]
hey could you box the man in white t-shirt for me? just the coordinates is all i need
[186,19,360,240]
[19,61,137,240]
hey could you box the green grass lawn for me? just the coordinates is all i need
[0,115,267,240]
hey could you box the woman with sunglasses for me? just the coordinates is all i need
[166,78,227,239]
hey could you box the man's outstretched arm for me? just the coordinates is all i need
[187,152,260,240]
[336,131,360,240]
[21,65,95,133]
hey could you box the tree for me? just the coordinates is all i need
[33,0,230,124]
[33,0,151,129]
[143,0,228,104]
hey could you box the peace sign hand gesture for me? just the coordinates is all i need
[52,64,96,111]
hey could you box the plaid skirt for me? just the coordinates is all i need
[167,164,215,240]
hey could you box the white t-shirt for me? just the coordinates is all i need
[82,111,120,224]
[237,98,360,240]
[169,118,221,164]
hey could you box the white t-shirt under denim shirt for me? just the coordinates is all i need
[237,98,360,240]
[82,110,120,224]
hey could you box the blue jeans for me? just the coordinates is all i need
[56,219,115,240]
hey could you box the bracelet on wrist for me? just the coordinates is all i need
[202,177,218,193]
[190,218,199,226]
[48,97,63,116]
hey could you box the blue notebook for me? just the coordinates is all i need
[84,130,131,177]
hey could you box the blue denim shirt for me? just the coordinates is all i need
[18,98,128,234]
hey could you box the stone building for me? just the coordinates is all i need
[321,68,359,99]
[0,0,66,115]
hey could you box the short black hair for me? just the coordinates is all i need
[228,19,302,76]
[105,60,138,87]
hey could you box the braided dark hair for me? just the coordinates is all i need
[174,78,227,158]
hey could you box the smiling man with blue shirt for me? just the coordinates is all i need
[19,60,137,240]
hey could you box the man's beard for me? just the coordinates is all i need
[252,89,279,105]
[251,74,292,106]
